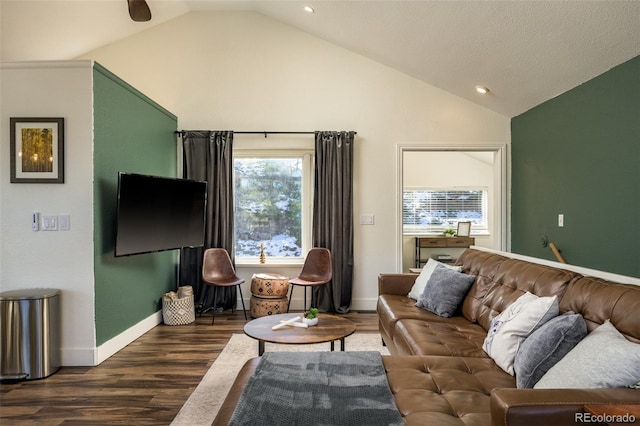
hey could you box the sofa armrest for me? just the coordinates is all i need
[378,273,418,296]
[212,357,260,426]
[490,387,640,426]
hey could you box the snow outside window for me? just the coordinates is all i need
[234,153,312,261]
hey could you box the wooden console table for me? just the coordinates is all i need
[415,236,474,268]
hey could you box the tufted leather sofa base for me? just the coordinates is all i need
[376,249,640,425]
[213,249,640,425]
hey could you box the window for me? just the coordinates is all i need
[234,153,312,262]
[403,188,488,234]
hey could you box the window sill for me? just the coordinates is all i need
[403,231,491,237]
[236,259,304,268]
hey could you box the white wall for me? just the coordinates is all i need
[0,61,96,364]
[80,11,510,311]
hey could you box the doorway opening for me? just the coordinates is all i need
[396,145,508,272]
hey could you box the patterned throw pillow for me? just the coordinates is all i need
[483,292,559,375]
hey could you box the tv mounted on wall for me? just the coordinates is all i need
[114,172,207,257]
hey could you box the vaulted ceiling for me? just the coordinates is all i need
[2,0,639,117]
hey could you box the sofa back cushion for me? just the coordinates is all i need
[456,249,507,323]
[456,249,578,331]
[455,249,640,340]
[475,259,578,331]
[559,276,640,343]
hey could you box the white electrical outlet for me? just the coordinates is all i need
[558,214,564,227]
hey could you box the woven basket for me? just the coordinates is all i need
[162,294,195,326]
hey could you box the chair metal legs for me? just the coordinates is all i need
[286,284,310,313]
[211,285,247,325]
[212,286,218,325]
[287,286,293,313]
[237,284,247,321]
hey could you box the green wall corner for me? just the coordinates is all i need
[511,56,640,277]
[93,63,178,345]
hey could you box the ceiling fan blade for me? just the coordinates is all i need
[127,0,151,22]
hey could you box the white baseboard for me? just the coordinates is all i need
[59,311,162,366]
[95,310,163,365]
[236,297,378,313]
[60,310,162,366]
[65,297,376,367]
[349,298,378,311]
[60,347,98,367]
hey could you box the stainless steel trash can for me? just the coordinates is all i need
[0,288,60,380]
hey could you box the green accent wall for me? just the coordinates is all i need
[511,56,640,278]
[93,63,178,345]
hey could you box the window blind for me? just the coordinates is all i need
[403,189,486,232]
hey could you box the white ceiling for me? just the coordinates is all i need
[2,0,639,117]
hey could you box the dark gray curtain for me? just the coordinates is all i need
[179,130,235,313]
[312,131,355,314]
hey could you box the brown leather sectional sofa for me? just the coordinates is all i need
[213,248,639,425]
[378,248,639,425]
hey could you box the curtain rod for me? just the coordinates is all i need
[175,130,356,138]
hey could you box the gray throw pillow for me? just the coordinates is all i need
[415,264,475,318]
[514,312,587,388]
[534,320,640,389]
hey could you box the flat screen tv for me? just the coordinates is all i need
[114,172,207,257]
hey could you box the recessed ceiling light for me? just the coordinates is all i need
[304,6,315,13]
[475,85,489,94]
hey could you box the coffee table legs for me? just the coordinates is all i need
[258,338,346,356]
[330,339,346,351]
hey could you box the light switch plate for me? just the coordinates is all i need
[360,214,375,225]
[42,215,58,231]
[59,214,70,231]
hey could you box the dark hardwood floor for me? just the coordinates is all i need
[0,310,378,425]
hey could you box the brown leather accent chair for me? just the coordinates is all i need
[287,248,332,312]
[202,248,246,325]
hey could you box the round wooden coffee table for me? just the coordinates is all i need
[244,313,356,356]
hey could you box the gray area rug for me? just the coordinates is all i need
[171,333,390,426]
[229,351,404,426]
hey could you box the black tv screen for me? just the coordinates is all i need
[114,172,207,257]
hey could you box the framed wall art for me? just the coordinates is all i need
[10,117,64,183]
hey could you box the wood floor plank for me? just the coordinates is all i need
[0,310,378,425]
